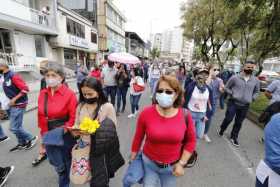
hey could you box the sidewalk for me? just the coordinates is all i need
[25,79,78,112]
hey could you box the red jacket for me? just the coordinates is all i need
[37,84,77,136]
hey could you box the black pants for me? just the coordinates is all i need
[104,86,117,106]
[220,100,249,140]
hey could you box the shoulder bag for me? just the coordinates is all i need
[182,108,198,168]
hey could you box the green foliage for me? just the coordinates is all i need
[250,93,269,114]
[150,48,160,60]
[182,0,280,72]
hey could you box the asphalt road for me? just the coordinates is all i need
[0,89,264,187]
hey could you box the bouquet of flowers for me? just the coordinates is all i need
[79,117,100,134]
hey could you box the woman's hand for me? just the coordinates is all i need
[130,152,137,161]
[172,163,185,177]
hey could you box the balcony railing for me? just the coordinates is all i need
[8,0,55,28]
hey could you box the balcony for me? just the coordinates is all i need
[0,0,57,35]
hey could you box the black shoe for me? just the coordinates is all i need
[230,138,240,147]
[116,112,120,116]
[0,166,15,187]
[24,136,38,150]
[0,136,9,144]
[217,129,223,137]
[121,108,125,113]
[9,144,26,152]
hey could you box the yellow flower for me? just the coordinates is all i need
[79,117,101,134]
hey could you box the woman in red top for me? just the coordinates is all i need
[89,63,101,80]
[37,63,77,187]
[130,75,196,187]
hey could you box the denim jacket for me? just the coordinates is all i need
[122,153,144,187]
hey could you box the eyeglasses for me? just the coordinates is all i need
[156,89,175,95]
[214,69,220,72]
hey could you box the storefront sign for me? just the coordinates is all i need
[69,35,89,49]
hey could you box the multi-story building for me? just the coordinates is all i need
[0,0,98,74]
[152,33,162,50]
[125,32,145,58]
[97,0,126,56]
[0,0,58,72]
[49,4,98,70]
[181,39,194,63]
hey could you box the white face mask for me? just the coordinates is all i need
[156,92,175,108]
[46,78,61,88]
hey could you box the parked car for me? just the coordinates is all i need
[258,70,280,91]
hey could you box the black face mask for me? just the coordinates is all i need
[0,70,4,74]
[244,69,253,75]
[84,97,98,104]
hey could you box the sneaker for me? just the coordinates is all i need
[0,166,15,187]
[9,144,26,152]
[128,114,136,118]
[217,129,223,137]
[204,134,212,143]
[0,136,9,144]
[24,136,38,150]
[230,138,240,147]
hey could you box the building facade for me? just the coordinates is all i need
[0,0,58,72]
[97,0,126,56]
[49,4,98,70]
[152,33,162,50]
[125,32,145,58]
[181,39,194,63]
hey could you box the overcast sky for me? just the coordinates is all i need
[114,0,185,41]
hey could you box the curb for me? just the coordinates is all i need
[246,110,264,129]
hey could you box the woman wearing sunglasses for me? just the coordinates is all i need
[184,68,214,139]
[204,64,224,142]
[130,75,196,187]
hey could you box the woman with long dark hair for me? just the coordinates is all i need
[72,77,124,187]
[116,64,130,115]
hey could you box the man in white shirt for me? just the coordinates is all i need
[102,61,117,106]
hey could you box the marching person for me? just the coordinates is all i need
[102,61,117,106]
[184,68,214,139]
[37,63,77,187]
[256,113,280,187]
[71,77,124,187]
[176,65,187,88]
[116,64,130,115]
[89,63,101,81]
[148,64,161,95]
[218,61,260,147]
[204,64,224,142]
[0,165,14,187]
[130,75,196,187]
[128,68,145,118]
[0,60,37,152]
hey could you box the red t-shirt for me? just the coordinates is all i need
[37,84,78,135]
[131,105,196,164]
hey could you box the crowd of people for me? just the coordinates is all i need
[0,56,279,187]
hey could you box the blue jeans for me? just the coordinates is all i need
[104,86,117,106]
[45,133,76,187]
[149,78,158,95]
[191,111,206,139]
[130,94,141,114]
[0,124,6,138]
[7,107,33,145]
[117,87,128,112]
[220,100,249,140]
[142,154,176,187]
[256,177,268,187]
[204,103,217,134]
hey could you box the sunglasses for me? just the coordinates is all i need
[156,89,175,95]
[213,69,220,72]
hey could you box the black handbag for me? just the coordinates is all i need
[183,109,198,168]
[44,93,69,131]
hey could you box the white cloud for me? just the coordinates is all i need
[113,0,185,41]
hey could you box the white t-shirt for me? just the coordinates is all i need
[188,86,209,113]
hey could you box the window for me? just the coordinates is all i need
[35,36,45,57]
[91,32,97,43]
[66,18,85,38]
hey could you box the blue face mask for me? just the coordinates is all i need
[156,92,175,108]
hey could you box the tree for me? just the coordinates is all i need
[150,48,160,59]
